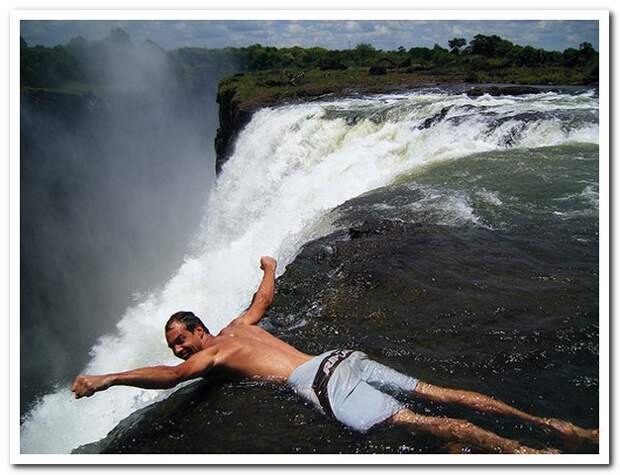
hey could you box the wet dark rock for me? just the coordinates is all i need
[465,85,558,97]
[78,210,597,453]
[418,106,452,130]
[214,87,254,175]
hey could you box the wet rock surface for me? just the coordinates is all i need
[75,212,598,454]
[464,85,556,97]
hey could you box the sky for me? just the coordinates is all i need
[20,19,599,52]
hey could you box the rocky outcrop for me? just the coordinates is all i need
[70,204,598,453]
[214,82,256,175]
[74,218,500,455]
[213,78,341,174]
[464,85,559,97]
[212,72,443,172]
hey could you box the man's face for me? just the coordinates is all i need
[165,321,206,360]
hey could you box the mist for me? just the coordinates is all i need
[20,31,238,415]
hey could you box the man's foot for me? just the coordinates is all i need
[514,445,560,454]
[442,442,474,454]
[441,442,559,454]
[544,418,599,449]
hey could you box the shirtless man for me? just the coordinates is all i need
[72,256,598,454]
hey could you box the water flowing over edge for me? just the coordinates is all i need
[20,88,599,453]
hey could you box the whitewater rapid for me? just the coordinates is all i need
[20,89,599,453]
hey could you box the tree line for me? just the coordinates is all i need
[20,28,599,89]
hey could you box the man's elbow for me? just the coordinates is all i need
[165,366,186,388]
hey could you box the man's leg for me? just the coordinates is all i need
[386,408,557,454]
[331,360,554,453]
[413,382,598,447]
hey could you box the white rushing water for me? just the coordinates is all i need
[20,89,599,453]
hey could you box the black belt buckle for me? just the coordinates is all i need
[312,350,354,419]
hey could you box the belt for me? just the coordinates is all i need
[312,349,355,419]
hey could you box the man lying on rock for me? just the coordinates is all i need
[72,256,598,454]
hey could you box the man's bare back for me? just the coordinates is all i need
[176,324,313,382]
[71,256,598,454]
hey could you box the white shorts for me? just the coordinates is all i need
[287,350,418,432]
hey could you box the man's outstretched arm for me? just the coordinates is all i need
[229,256,277,327]
[71,350,215,399]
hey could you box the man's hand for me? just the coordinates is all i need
[72,374,111,399]
[229,256,277,327]
[71,361,210,397]
[260,256,277,271]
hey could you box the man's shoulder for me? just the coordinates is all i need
[218,322,261,335]
[216,325,234,336]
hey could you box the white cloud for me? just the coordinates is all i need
[375,25,390,35]
[286,23,304,34]
[20,19,599,52]
[344,21,362,33]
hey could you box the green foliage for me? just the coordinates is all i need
[21,44,83,87]
[448,38,466,54]
[369,65,387,75]
[468,34,515,58]
[464,70,480,83]
[431,43,452,63]
[352,43,377,66]
[319,50,348,70]
[20,28,599,92]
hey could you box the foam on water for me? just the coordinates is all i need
[476,189,503,207]
[581,185,599,208]
[20,88,599,453]
[360,187,484,228]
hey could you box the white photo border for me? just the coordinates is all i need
[9,8,610,466]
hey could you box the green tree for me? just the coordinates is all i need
[430,43,451,64]
[562,47,580,67]
[408,46,433,62]
[468,34,515,58]
[319,50,347,70]
[20,44,81,87]
[448,37,466,55]
[352,43,377,66]
[515,45,539,66]
[579,42,596,62]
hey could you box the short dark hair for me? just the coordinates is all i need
[165,311,209,334]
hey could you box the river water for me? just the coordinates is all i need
[21,87,599,454]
